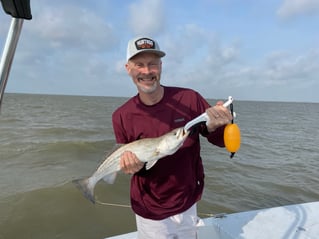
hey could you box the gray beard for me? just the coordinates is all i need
[137,79,160,94]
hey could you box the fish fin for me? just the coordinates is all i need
[102,172,117,184]
[72,178,95,204]
[144,148,161,170]
[145,159,158,170]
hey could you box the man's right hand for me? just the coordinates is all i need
[120,151,144,174]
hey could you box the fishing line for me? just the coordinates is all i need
[96,199,131,208]
[198,212,215,217]
[96,199,217,218]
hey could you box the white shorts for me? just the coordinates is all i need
[135,204,204,239]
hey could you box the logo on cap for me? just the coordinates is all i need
[135,38,155,50]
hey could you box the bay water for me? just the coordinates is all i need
[0,93,318,239]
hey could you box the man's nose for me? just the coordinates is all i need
[140,65,151,73]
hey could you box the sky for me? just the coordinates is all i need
[1,0,319,103]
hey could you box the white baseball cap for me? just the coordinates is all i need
[126,37,166,61]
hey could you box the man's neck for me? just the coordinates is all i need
[139,86,164,106]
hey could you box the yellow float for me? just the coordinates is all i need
[224,123,241,156]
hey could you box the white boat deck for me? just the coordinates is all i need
[105,201,319,239]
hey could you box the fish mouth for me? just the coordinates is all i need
[176,127,190,138]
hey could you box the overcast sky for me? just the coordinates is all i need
[1,0,319,102]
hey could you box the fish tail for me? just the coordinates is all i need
[72,178,96,204]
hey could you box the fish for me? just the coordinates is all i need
[73,127,189,204]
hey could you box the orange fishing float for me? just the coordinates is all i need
[224,103,241,158]
[184,96,241,159]
[224,123,241,154]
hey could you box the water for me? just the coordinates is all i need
[0,93,318,239]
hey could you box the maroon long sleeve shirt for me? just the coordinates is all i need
[112,86,224,220]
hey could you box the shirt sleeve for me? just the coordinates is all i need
[203,124,226,147]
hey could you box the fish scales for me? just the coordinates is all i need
[73,127,189,203]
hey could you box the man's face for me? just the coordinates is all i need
[126,52,162,94]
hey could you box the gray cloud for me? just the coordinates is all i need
[1,0,318,102]
[128,0,165,36]
[277,0,319,19]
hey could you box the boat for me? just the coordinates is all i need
[105,201,319,239]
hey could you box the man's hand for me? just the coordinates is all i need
[205,101,233,132]
[120,151,144,174]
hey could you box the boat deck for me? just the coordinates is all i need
[105,201,319,239]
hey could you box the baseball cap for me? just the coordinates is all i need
[126,37,166,61]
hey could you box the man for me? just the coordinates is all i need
[112,37,232,239]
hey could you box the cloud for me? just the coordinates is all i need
[262,49,319,87]
[1,0,318,102]
[277,0,319,19]
[161,25,319,102]
[28,4,116,52]
[128,0,165,36]
[158,24,241,89]
[4,1,122,96]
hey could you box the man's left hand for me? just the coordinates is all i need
[205,101,233,132]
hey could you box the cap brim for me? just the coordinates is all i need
[128,49,166,61]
